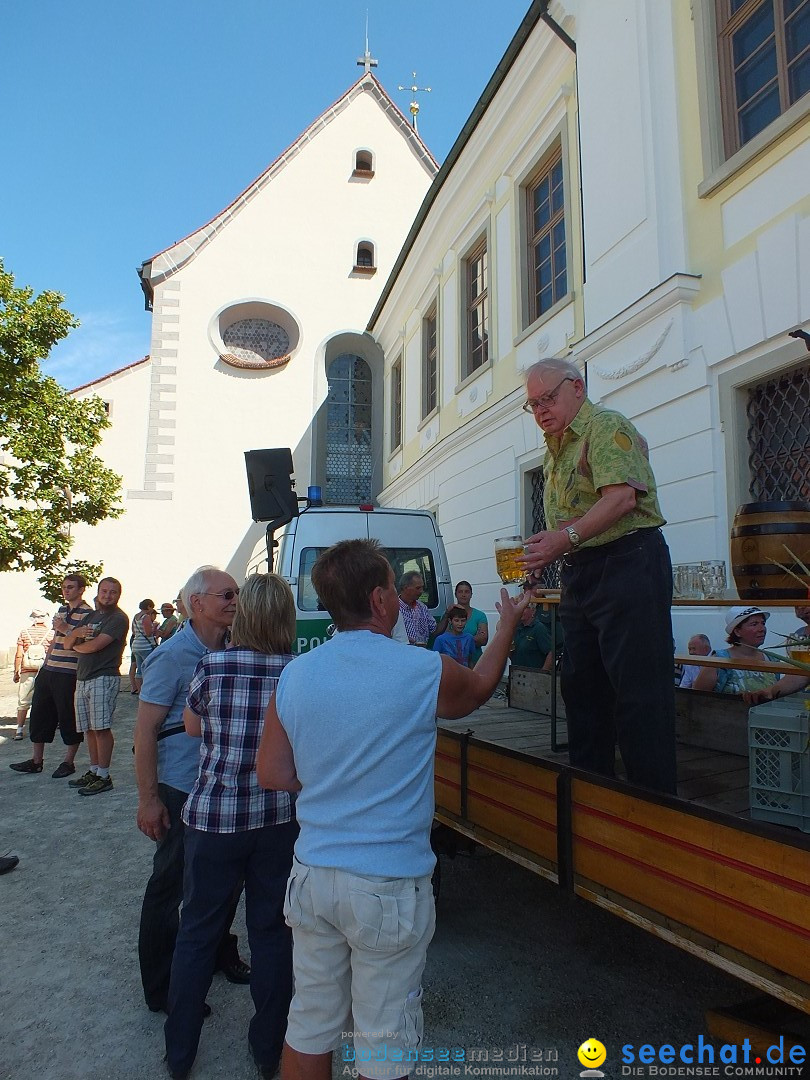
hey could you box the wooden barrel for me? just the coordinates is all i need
[730,500,810,600]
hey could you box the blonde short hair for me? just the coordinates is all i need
[230,574,296,654]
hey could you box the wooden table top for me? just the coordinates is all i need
[674,653,809,676]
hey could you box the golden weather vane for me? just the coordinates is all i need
[397,72,431,134]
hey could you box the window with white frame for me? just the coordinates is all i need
[391,355,403,452]
[716,0,810,158]
[422,305,438,419]
[463,237,489,378]
[524,144,568,327]
[353,149,374,176]
[354,241,376,273]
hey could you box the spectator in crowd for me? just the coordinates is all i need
[164,574,298,1080]
[679,633,713,689]
[432,606,476,667]
[134,566,249,1016]
[519,357,676,794]
[62,577,129,795]
[130,599,159,694]
[509,583,563,671]
[397,571,436,646]
[693,607,781,696]
[12,608,53,741]
[174,591,189,626]
[156,603,180,642]
[745,604,810,704]
[257,539,529,1080]
[9,574,92,778]
[434,581,489,662]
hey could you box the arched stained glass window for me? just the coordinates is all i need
[325,354,373,505]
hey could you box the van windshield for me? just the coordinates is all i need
[297,547,439,612]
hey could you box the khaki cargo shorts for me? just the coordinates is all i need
[283,857,436,1078]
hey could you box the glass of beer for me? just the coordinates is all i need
[699,560,727,600]
[787,638,810,666]
[494,536,525,587]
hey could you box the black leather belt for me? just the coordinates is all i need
[562,527,660,566]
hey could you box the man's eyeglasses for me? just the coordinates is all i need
[199,588,240,601]
[522,376,576,413]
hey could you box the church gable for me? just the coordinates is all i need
[139,74,436,300]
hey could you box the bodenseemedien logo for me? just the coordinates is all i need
[578,1039,607,1078]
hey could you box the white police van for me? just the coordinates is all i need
[274,503,453,654]
[243,450,453,654]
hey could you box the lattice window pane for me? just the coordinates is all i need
[529,469,561,588]
[746,362,810,501]
[223,318,290,364]
[325,354,373,505]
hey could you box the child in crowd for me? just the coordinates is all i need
[432,606,476,667]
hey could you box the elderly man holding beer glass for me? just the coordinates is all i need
[506,358,677,796]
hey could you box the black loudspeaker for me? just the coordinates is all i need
[244,448,298,524]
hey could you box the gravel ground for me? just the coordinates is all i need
[0,671,797,1080]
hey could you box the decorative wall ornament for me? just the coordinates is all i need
[536,334,550,354]
[592,319,674,380]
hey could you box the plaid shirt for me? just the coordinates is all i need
[398,598,436,644]
[182,647,296,833]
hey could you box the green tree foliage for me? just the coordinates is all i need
[0,259,123,594]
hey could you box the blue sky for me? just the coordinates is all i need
[3,1,530,390]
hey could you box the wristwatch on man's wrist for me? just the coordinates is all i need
[564,525,582,550]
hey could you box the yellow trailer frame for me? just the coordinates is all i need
[435,728,810,1014]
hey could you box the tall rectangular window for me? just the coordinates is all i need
[422,306,438,419]
[464,238,489,377]
[391,356,402,452]
[716,0,810,157]
[526,147,567,326]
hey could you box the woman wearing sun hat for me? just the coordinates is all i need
[693,606,783,695]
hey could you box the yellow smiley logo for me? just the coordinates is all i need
[577,1039,607,1069]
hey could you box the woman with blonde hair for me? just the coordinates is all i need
[164,574,298,1080]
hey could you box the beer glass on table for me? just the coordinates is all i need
[494,536,525,593]
[699,560,727,600]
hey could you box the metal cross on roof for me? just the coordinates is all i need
[356,13,378,74]
[397,72,431,133]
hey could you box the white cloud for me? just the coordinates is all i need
[43,310,151,391]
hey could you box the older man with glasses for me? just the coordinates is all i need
[520,358,677,795]
[134,565,250,1016]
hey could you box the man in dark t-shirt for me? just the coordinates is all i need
[63,576,129,796]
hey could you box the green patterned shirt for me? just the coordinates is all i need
[542,398,665,548]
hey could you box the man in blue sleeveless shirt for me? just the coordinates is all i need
[258,539,529,1080]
